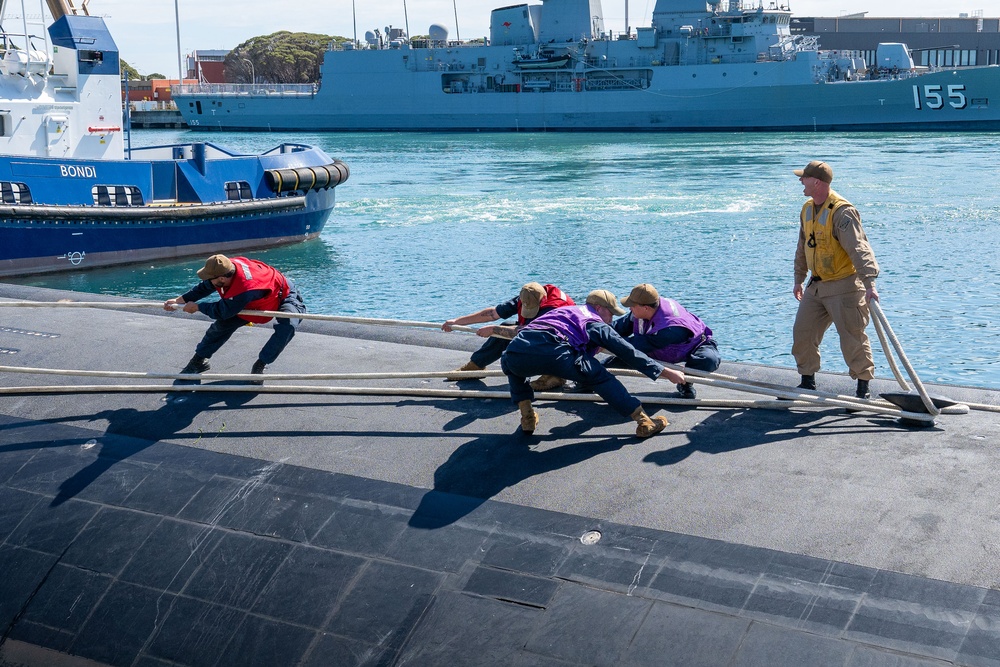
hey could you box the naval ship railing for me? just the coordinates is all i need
[173,83,318,98]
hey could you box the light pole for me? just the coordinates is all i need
[174,0,184,82]
[242,58,255,84]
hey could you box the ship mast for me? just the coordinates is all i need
[44,0,89,20]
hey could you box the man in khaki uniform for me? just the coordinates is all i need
[791,161,880,399]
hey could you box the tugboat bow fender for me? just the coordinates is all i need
[264,160,350,193]
[0,196,307,221]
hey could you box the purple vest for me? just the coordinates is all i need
[635,297,712,363]
[524,305,603,354]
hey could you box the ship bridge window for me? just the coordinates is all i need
[0,114,9,137]
[79,50,104,64]
[93,185,143,207]
[225,181,253,201]
[0,182,31,204]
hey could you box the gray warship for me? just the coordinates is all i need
[173,0,1000,131]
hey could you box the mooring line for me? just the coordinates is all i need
[0,382,940,420]
[0,299,966,421]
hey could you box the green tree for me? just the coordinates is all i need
[120,58,139,80]
[120,60,166,81]
[224,31,349,84]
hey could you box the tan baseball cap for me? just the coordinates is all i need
[585,289,626,316]
[621,283,659,307]
[519,282,546,318]
[793,160,834,183]
[197,254,234,280]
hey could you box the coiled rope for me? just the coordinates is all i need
[869,300,940,416]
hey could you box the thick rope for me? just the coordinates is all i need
[0,382,939,419]
[871,310,911,391]
[0,364,938,421]
[0,362,913,410]
[0,299,971,419]
[0,300,481,334]
[869,301,940,417]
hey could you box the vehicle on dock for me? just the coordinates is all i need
[0,0,349,277]
[172,0,1000,132]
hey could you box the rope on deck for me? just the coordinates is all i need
[0,298,981,421]
[0,364,948,422]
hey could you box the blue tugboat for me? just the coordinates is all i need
[0,0,348,277]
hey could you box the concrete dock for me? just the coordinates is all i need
[1,283,1000,667]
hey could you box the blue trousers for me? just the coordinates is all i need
[500,329,641,417]
[470,336,511,368]
[195,287,305,364]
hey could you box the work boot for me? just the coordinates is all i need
[856,379,871,400]
[632,407,669,439]
[529,375,566,392]
[797,374,817,391]
[518,399,539,434]
[445,360,485,381]
[251,359,267,385]
[675,382,697,399]
[180,354,210,374]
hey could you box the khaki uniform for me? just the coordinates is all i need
[792,191,879,380]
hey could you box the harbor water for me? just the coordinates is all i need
[10,129,1000,388]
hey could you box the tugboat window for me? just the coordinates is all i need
[78,50,103,63]
[0,182,31,204]
[92,185,143,206]
[225,181,253,201]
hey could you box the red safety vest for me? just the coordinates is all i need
[217,257,289,324]
[517,284,575,325]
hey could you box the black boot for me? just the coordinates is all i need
[250,359,267,385]
[797,374,816,391]
[181,354,210,374]
[675,382,697,399]
[856,379,871,400]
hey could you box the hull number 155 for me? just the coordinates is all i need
[913,84,967,110]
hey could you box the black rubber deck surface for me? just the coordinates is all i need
[2,285,1000,667]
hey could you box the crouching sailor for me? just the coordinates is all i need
[164,254,305,383]
[611,283,721,399]
[499,289,686,437]
[442,281,574,390]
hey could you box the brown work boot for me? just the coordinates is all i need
[529,375,566,392]
[445,360,485,381]
[631,407,668,438]
[518,400,539,434]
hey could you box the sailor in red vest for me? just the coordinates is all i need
[441,282,574,390]
[164,254,305,383]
